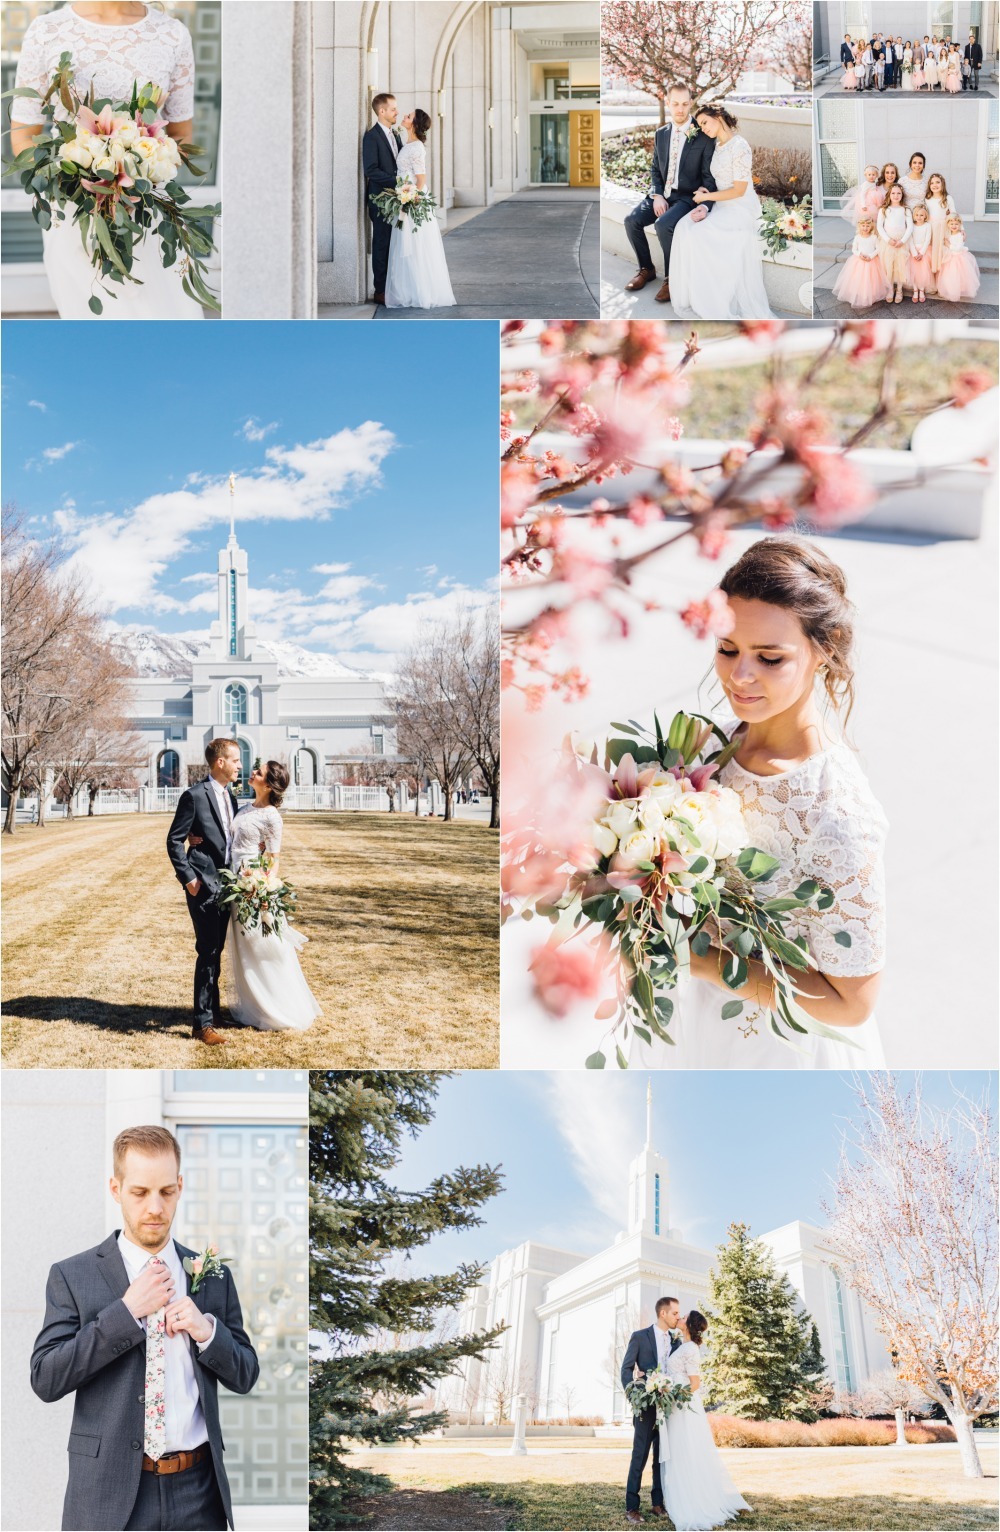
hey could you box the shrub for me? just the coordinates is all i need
[749,145,812,204]
[708,1414,957,1448]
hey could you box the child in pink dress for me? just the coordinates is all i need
[833,218,885,308]
[840,165,885,225]
[877,185,913,303]
[908,205,934,302]
[926,174,957,273]
[936,216,981,301]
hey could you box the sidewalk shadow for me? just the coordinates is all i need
[2,995,197,1031]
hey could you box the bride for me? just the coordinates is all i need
[661,1313,752,1531]
[631,537,887,1071]
[385,108,455,310]
[10,1,204,320]
[667,104,772,320]
[224,761,321,1032]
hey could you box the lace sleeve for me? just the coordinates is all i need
[412,142,427,175]
[11,18,50,124]
[162,16,195,122]
[803,799,887,977]
[680,1342,702,1377]
[263,808,283,855]
[730,138,753,185]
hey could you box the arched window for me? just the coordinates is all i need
[294,747,317,787]
[157,749,180,788]
[224,682,248,725]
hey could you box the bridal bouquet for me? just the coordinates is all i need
[218,855,297,939]
[371,174,438,230]
[3,52,220,313]
[512,712,854,1068]
[626,1368,693,1425]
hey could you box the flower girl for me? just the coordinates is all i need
[908,205,934,302]
[877,184,913,303]
[936,216,981,301]
[945,48,962,91]
[833,217,885,308]
[841,164,885,224]
[925,174,957,272]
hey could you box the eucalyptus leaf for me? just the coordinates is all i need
[585,1051,607,1070]
[721,1000,744,1019]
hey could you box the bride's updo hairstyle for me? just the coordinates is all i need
[686,1310,709,1346]
[264,760,290,808]
[413,108,431,143]
[695,104,739,131]
[718,537,856,724]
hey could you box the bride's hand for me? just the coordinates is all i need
[692,187,709,203]
[188,834,204,846]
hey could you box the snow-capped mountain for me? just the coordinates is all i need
[115,628,374,680]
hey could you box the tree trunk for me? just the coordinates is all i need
[948,1410,983,1478]
[894,1408,908,1445]
[657,93,666,126]
[442,786,452,822]
[3,778,21,835]
[488,768,499,830]
[37,790,48,829]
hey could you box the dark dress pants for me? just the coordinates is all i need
[368,199,392,294]
[624,193,697,277]
[185,883,230,1029]
[625,1406,664,1512]
[124,1454,227,1531]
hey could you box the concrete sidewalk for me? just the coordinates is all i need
[813,214,999,319]
[600,249,807,320]
[320,190,600,320]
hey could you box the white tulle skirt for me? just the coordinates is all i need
[667,192,772,320]
[41,216,205,320]
[385,213,455,309]
[661,1402,751,1531]
[225,918,321,1032]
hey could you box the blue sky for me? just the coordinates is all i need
[3,321,498,671]
[383,1071,995,1276]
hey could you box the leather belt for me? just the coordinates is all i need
[142,1445,207,1475]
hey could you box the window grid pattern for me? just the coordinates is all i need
[224,682,248,726]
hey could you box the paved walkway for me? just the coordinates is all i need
[814,214,999,319]
[812,72,998,98]
[320,190,599,320]
[600,250,806,320]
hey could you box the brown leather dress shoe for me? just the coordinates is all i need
[193,1025,229,1046]
[625,1514,643,1526]
[654,280,671,303]
[373,291,386,305]
[649,1509,667,1519]
[625,267,656,292]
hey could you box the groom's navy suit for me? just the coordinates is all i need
[30,1231,258,1530]
[362,121,402,297]
[621,1324,682,1514]
[624,123,717,280]
[167,777,240,1032]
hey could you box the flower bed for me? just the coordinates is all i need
[708,1414,957,1448]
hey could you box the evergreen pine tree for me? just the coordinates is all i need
[309,1072,505,1528]
[703,1221,828,1421]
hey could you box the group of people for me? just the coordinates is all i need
[834,153,980,308]
[840,31,983,91]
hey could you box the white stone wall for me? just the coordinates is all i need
[820,0,997,54]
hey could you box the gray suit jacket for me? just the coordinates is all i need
[620,1324,682,1393]
[30,1232,259,1531]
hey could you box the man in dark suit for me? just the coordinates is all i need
[362,92,402,305]
[964,33,983,88]
[622,1296,682,1524]
[622,82,717,303]
[840,33,855,68]
[30,1125,259,1531]
[166,738,242,1045]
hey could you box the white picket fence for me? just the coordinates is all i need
[13,779,433,820]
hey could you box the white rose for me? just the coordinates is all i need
[63,138,93,168]
[638,796,666,835]
[616,827,657,868]
[92,154,117,174]
[136,137,158,160]
[116,122,140,147]
[701,788,749,860]
[592,821,618,858]
[606,800,638,840]
[671,792,718,854]
[645,771,682,810]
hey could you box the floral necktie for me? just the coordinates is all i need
[143,1257,167,1459]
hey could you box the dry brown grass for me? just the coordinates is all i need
[1,811,498,1069]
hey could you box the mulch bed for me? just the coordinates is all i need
[348,1489,509,1530]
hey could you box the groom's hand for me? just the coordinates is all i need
[165,1296,214,1345]
[186,878,202,897]
[653,194,668,218]
[123,1260,176,1320]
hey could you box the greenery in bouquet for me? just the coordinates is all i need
[625,1367,694,1424]
[371,175,438,230]
[218,854,297,939]
[508,710,856,1070]
[759,193,812,256]
[3,51,219,313]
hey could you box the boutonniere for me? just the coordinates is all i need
[182,1242,231,1293]
[686,123,700,141]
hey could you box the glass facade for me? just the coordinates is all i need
[225,682,248,726]
[158,749,181,788]
[817,100,859,210]
[531,114,570,183]
[654,1173,660,1236]
[987,101,999,215]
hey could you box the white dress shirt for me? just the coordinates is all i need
[379,120,399,161]
[655,1324,671,1372]
[664,119,692,195]
[208,775,234,865]
[118,1233,215,1452]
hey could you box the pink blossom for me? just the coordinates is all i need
[951,369,993,408]
[740,321,786,343]
[529,940,608,1018]
[680,589,735,639]
[800,450,875,526]
[627,496,663,527]
[192,1258,203,1274]
[759,495,796,529]
[694,514,730,560]
[501,460,540,529]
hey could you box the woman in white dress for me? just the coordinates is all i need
[631,537,887,1072]
[899,152,928,210]
[384,108,455,310]
[667,105,772,321]
[661,1313,752,1532]
[224,761,321,1032]
[10,2,203,320]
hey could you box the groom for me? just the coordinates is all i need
[622,1295,682,1524]
[622,81,717,305]
[362,92,402,305]
[166,738,242,1046]
[30,1124,259,1530]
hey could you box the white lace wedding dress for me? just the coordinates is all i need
[224,804,321,1032]
[660,1342,751,1530]
[630,733,888,1070]
[668,135,772,320]
[11,6,204,320]
[384,139,456,309]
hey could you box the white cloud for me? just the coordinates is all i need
[544,1073,645,1228]
[238,417,279,442]
[349,585,494,658]
[312,562,352,575]
[28,399,47,412]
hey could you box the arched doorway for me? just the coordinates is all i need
[294,747,317,787]
[157,749,181,788]
[236,738,254,796]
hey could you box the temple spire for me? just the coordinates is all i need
[645,1077,653,1149]
[228,472,237,545]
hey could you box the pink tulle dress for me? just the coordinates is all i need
[927,195,956,270]
[843,62,857,88]
[936,233,981,301]
[833,232,886,308]
[908,225,934,292]
[945,56,961,90]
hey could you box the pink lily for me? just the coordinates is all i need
[612,752,639,800]
[76,102,117,137]
[136,111,167,139]
[687,762,720,792]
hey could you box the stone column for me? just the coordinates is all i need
[224,2,317,318]
[509,1393,528,1455]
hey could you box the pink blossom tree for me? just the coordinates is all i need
[824,1076,997,1478]
[749,1,813,90]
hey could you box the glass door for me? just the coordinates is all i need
[531,115,570,184]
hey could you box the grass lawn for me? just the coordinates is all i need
[1,812,498,1069]
[347,1440,999,1530]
